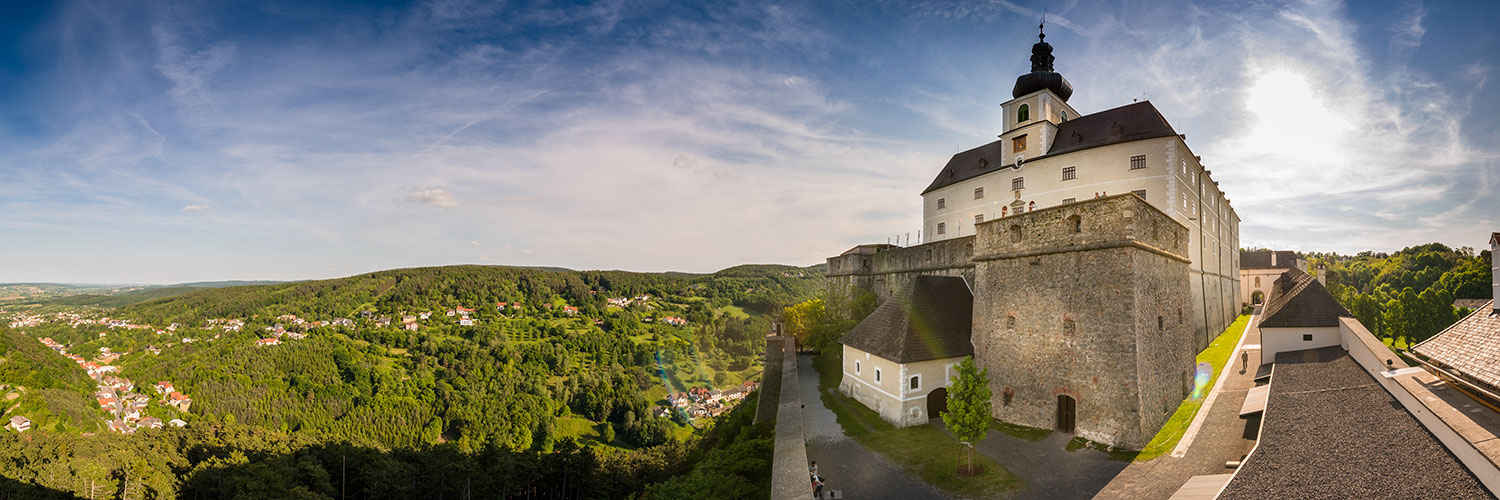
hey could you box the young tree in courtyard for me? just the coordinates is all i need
[944,356,993,475]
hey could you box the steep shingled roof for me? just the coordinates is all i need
[1240,250,1300,270]
[838,275,973,364]
[1217,347,1493,500]
[922,101,1179,195]
[1259,267,1352,328]
[1413,300,1500,390]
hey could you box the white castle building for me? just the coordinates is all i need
[917,25,1242,345]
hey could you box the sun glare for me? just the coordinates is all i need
[1244,69,1349,160]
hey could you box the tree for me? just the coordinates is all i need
[600,423,616,444]
[943,356,992,475]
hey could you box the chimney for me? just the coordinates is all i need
[1271,252,1278,267]
[1317,265,1326,286]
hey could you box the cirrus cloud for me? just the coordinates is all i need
[406,186,460,209]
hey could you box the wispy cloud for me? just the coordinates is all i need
[406,186,460,208]
[1,0,1495,283]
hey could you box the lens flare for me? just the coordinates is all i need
[1192,361,1213,399]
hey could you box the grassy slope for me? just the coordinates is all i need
[1134,314,1251,461]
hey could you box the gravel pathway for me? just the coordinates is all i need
[798,354,956,499]
[1091,314,1263,500]
[932,421,1129,500]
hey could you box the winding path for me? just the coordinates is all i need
[798,354,955,499]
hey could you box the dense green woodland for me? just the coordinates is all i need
[0,264,816,498]
[1307,243,1492,345]
[0,386,770,500]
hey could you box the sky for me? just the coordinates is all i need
[0,0,1496,284]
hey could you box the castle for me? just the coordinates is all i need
[830,25,1239,449]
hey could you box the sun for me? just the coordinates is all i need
[1243,68,1350,159]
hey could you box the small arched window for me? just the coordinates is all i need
[1060,111,1068,122]
[1001,206,1008,217]
[1028,201,1036,212]
[1017,104,1030,123]
[1068,215,1082,233]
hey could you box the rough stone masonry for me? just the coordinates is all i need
[827,194,1197,449]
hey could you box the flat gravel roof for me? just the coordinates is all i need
[1218,347,1494,500]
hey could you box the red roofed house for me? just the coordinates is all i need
[167,392,192,412]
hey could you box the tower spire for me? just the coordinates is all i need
[1012,14,1072,101]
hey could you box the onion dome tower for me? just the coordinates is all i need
[1011,21,1073,102]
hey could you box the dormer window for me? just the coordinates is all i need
[1017,104,1030,123]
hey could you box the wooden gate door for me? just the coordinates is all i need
[1056,395,1076,433]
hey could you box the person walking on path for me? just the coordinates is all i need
[1240,350,1248,373]
[811,474,825,499]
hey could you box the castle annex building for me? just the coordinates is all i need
[829,26,1238,449]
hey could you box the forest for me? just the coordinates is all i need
[0,264,817,498]
[1310,242,1492,347]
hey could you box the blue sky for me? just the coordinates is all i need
[1,0,1496,284]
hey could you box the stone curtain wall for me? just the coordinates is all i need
[971,195,1194,449]
[825,236,976,307]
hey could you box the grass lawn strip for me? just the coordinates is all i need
[1134,314,1251,462]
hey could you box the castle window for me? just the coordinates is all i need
[1178,308,1183,324]
[1028,201,1036,212]
[1303,334,1313,341]
[1011,177,1024,190]
[937,197,945,209]
[1060,111,1068,122]
[974,187,985,199]
[875,368,882,382]
[1132,189,1147,199]
[1064,318,1076,335]
[1130,155,1147,170]
[1009,225,1022,241]
[926,249,932,262]
[936,223,946,235]
[974,214,984,224]
[1062,166,1076,181]
[1013,134,1027,153]
[1062,197,1076,204]
[1006,315,1017,330]
[855,361,861,374]
[909,375,921,391]
[1000,206,1008,217]
[1017,103,1030,123]
[1068,215,1081,233]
